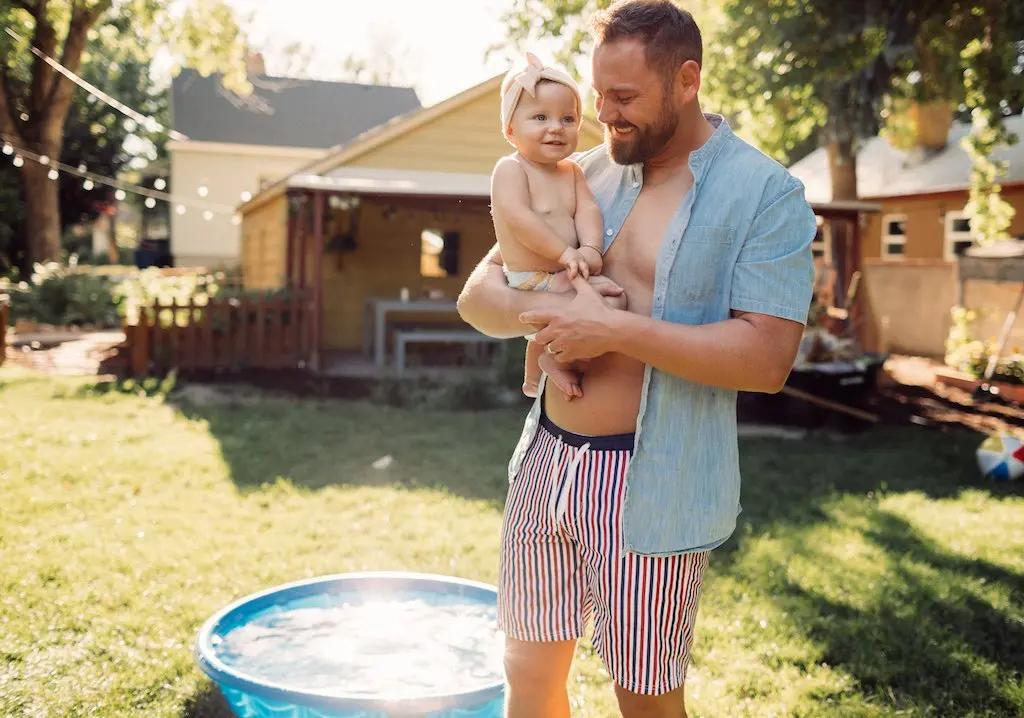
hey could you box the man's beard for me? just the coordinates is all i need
[605,104,679,165]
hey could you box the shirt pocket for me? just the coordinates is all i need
[668,225,736,301]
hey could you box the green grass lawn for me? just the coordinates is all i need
[2,367,1023,717]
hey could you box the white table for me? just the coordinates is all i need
[363,297,461,367]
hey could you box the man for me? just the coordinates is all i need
[457,1,817,716]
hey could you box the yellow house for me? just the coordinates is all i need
[237,74,605,372]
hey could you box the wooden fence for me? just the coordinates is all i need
[123,292,312,376]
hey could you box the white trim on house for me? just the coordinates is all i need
[167,139,327,160]
[882,213,908,261]
[944,211,974,262]
[812,219,833,264]
[289,167,491,198]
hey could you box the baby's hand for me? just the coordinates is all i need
[559,246,590,280]
[579,245,603,275]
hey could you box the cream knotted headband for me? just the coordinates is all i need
[500,52,582,140]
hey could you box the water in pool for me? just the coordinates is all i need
[213,595,505,698]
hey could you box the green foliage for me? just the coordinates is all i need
[0,258,120,328]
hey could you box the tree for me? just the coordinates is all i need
[496,1,1024,208]
[0,0,252,266]
[339,25,417,87]
[0,11,167,272]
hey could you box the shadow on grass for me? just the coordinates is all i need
[722,429,1024,715]
[180,683,233,718]
[767,511,1024,715]
[146,378,527,507]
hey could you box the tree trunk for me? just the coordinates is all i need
[20,158,62,265]
[826,139,858,201]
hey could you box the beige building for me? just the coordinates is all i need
[168,67,421,268]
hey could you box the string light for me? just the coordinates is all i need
[3,26,189,142]
[144,197,156,208]
[2,143,11,155]
[197,186,209,197]
[1,134,238,219]
[154,178,166,190]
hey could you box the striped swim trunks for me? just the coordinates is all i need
[497,408,710,696]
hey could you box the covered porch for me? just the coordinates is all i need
[263,167,501,376]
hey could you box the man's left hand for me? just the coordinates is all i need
[519,276,620,363]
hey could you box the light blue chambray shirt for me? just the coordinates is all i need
[506,113,818,557]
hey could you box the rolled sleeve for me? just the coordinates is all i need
[730,179,817,324]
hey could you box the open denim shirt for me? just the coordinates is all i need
[507,114,818,556]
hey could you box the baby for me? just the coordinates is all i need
[491,53,624,400]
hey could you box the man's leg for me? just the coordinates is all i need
[560,431,710,718]
[594,549,710,718]
[498,422,590,717]
[504,637,577,718]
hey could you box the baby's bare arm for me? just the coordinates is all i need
[492,157,571,263]
[572,163,605,273]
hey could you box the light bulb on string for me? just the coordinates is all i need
[13,156,23,167]
[175,205,186,215]
[115,189,126,201]
[154,178,166,191]
[240,191,252,202]
[77,163,86,173]
[197,186,209,197]
[39,155,50,165]
[231,214,241,226]
[47,168,59,180]
[83,179,94,191]
[202,210,214,221]
[2,143,11,155]
[144,197,156,209]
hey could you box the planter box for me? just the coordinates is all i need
[934,367,1024,403]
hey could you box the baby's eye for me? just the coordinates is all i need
[534,114,547,121]
[563,115,576,124]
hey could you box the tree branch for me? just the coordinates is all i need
[38,0,110,146]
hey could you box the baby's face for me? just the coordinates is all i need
[507,81,580,164]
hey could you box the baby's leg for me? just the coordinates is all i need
[538,351,582,401]
[523,339,544,398]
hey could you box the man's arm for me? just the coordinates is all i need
[457,243,626,338]
[525,179,816,393]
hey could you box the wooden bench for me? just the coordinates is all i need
[393,328,502,375]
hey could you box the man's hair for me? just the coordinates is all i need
[589,0,702,84]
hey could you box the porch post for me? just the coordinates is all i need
[848,213,863,345]
[311,191,325,372]
[285,192,295,287]
[298,193,308,289]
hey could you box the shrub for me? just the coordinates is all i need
[0,258,120,328]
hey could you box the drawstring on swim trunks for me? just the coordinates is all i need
[548,437,590,523]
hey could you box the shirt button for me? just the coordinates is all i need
[632,181,640,188]
[605,229,614,236]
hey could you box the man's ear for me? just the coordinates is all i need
[676,60,701,104]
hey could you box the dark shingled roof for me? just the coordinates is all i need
[170,70,422,149]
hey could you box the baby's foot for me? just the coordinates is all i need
[538,352,582,401]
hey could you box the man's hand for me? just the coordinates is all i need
[519,276,622,363]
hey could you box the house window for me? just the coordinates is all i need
[882,214,907,261]
[945,212,974,261]
[811,220,832,263]
[420,229,460,278]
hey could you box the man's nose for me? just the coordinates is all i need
[597,102,616,125]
